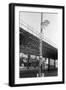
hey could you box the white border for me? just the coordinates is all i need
[15,6,62,84]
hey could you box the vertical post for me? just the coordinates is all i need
[27,55,30,69]
[48,58,50,71]
[54,59,55,69]
[39,12,43,77]
[40,12,43,56]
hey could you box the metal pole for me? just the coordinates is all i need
[39,12,43,77]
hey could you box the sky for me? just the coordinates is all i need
[20,12,58,48]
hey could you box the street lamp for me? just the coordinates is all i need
[38,12,50,77]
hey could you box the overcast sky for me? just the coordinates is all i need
[20,12,58,47]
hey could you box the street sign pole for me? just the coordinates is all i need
[38,13,50,77]
[39,12,43,77]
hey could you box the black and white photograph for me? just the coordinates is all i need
[19,11,58,78]
[9,3,64,86]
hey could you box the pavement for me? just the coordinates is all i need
[19,68,58,78]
